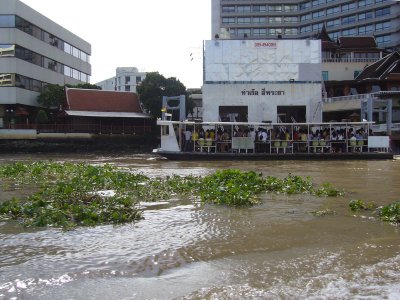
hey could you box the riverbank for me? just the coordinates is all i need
[0,135,158,154]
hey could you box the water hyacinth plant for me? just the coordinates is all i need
[377,202,400,224]
[0,162,344,229]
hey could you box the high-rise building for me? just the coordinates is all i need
[212,0,399,51]
[96,67,146,93]
[0,0,91,127]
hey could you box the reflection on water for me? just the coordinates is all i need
[0,153,399,299]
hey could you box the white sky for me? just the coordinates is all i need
[20,0,211,88]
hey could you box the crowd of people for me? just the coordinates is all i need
[179,125,370,153]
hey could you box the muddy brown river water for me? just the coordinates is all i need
[0,153,399,299]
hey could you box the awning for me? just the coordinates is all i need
[65,110,151,119]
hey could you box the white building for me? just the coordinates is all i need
[96,67,146,93]
[202,39,322,123]
[0,0,91,124]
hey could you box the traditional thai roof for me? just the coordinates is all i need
[337,36,378,50]
[65,88,151,118]
[355,51,400,81]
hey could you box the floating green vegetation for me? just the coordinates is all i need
[349,199,377,212]
[0,163,344,229]
[377,202,400,224]
[311,209,337,217]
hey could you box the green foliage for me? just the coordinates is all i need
[349,199,377,211]
[137,72,187,119]
[0,163,344,228]
[314,183,344,197]
[199,169,265,206]
[378,202,400,224]
[37,84,65,109]
[35,109,49,124]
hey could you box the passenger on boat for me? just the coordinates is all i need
[199,127,205,139]
[220,130,231,152]
[184,128,192,152]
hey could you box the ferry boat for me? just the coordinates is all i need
[154,119,393,160]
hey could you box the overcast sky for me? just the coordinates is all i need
[20,0,211,88]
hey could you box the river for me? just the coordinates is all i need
[0,153,399,299]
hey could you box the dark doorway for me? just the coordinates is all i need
[219,106,248,122]
[277,106,306,123]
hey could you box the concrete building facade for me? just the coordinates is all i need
[0,0,91,127]
[212,0,399,51]
[96,67,146,93]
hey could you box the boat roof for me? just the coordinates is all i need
[157,120,374,127]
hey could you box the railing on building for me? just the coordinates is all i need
[322,58,380,63]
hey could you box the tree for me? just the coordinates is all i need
[137,72,189,119]
[37,84,65,109]
[35,109,49,124]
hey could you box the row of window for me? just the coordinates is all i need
[0,15,90,63]
[300,0,385,10]
[222,4,298,13]
[229,28,298,37]
[0,73,46,93]
[302,6,390,21]
[0,44,90,83]
[223,16,298,25]
[222,0,389,14]
[228,27,391,45]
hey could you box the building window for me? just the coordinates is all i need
[358,11,373,21]
[0,15,15,27]
[0,44,15,56]
[222,6,235,13]
[253,28,267,36]
[327,19,341,28]
[300,25,312,33]
[284,5,297,12]
[342,2,356,11]
[284,28,298,35]
[253,5,266,12]
[312,0,325,7]
[342,28,357,36]
[358,0,374,7]
[269,17,282,24]
[342,15,356,25]
[299,2,311,10]
[125,86,130,91]
[327,6,340,15]
[300,14,312,22]
[238,17,251,24]
[375,21,391,32]
[268,5,282,12]
[284,17,298,24]
[125,76,130,84]
[358,24,374,35]
[312,23,323,31]
[136,76,142,84]
[222,17,235,24]
[237,28,251,37]
[237,6,251,13]
[253,17,266,24]
[375,7,390,18]
[376,35,391,46]
[269,28,283,35]
[312,10,325,19]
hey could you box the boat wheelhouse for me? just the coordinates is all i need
[154,120,393,160]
